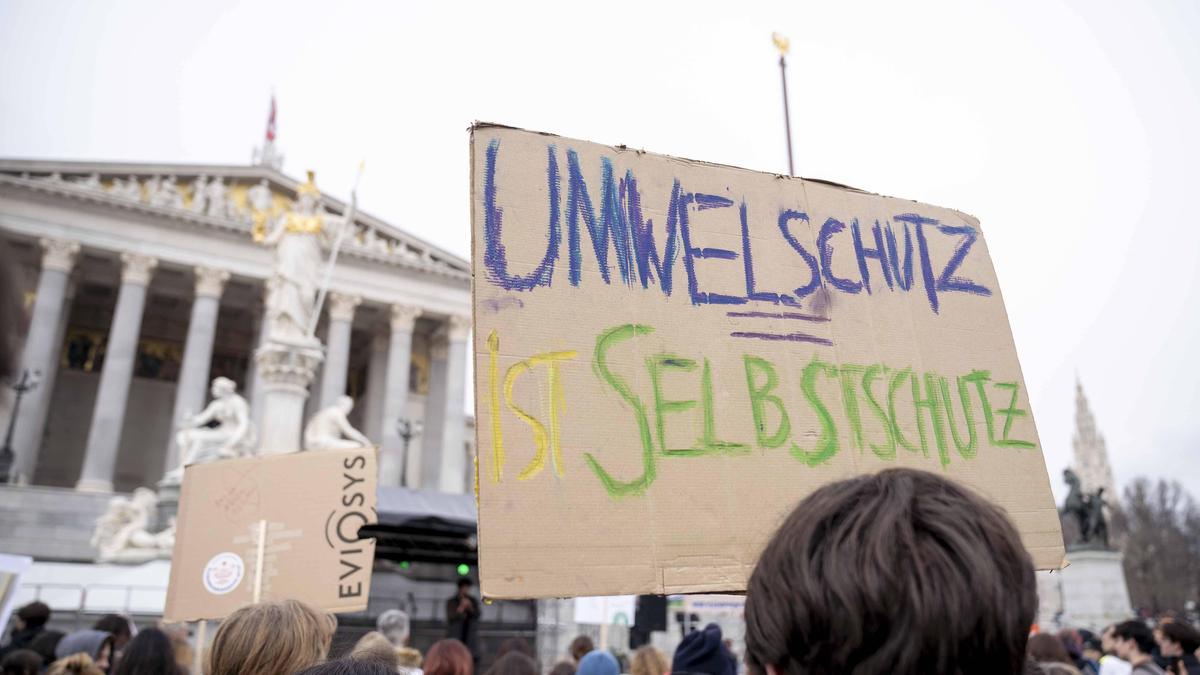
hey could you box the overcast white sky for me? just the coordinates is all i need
[2,0,1197,503]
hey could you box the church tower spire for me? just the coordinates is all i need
[1072,377,1118,501]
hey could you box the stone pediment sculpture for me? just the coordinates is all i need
[92,487,175,563]
[1062,468,1111,550]
[304,396,371,451]
[5,165,471,278]
[164,376,256,483]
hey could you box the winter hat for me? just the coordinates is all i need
[577,650,619,675]
[54,630,112,661]
[671,624,735,675]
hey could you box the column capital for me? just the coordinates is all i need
[193,266,231,298]
[446,315,472,341]
[39,238,81,273]
[119,253,158,286]
[327,292,362,323]
[390,304,422,333]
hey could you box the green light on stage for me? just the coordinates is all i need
[400,561,410,569]
[457,564,469,576]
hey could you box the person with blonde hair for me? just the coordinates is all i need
[630,646,669,675]
[351,632,402,670]
[208,600,335,675]
[46,654,105,675]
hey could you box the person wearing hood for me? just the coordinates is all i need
[54,631,113,673]
[672,624,736,675]
[577,651,619,675]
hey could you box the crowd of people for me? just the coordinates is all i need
[3,470,1199,675]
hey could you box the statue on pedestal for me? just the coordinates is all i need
[166,377,255,482]
[257,171,355,343]
[1062,468,1111,549]
[190,175,209,213]
[150,176,185,209]
[304,396,370,451]
[92,487,175,563]
[205,177,230,219]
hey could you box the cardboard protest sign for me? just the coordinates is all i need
[164,448,377,621]
[470,124,1065,599]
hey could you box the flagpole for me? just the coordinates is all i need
[773,33,795,177]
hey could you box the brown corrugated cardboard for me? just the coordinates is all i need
[163,448,377,621]
[470,123,1065,600]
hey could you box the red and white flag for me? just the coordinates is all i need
[266,95,277,142]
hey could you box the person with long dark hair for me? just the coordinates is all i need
[111,628,179,675]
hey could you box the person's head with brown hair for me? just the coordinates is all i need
[350,632,400,669]
[630,645,669,675]
[208,600,335,675]
[549,661,577,675]
[46,654,104,675]
[484,652,538,675]
[569,636,595,664]
[744,468,1037,675]
[496,638,535,660]
[297,660,399,675]
[424,639,473,675]
[1,649,42,675]
[1158,621,1200,658]
[1027,634,1073,664]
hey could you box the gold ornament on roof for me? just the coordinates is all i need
[772,32,790,56]
[297,170,320,198]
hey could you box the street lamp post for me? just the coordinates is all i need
[0,368,41,484]
[396,417,422,488]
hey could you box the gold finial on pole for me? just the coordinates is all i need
[772,32,790,56]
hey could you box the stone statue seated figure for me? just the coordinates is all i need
[166,377,256,482]
[304,396,371,451]
[92,487,175,563]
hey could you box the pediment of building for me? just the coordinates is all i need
[0,159,468,280]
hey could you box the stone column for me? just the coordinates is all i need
[10,238,80,483]
[433,316,470,493]
[77,253,157,492]
[362,332,388,444]
[378,305,420,486]
[248,288,269,432]
[420,334,448,490]
[163,267,229,475]
[319,293,360,409]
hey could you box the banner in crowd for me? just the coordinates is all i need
[164,448,377,621]
[470,124,1064,598]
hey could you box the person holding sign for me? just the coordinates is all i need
[743,468,1037,675]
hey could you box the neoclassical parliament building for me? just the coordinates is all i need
[0,140,475,572]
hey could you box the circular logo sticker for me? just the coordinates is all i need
[202,552,244,595]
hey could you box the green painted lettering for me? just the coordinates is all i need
[792,358,839,466]
[647,353,698,455]
[838,363,865,451]
[993,381,1037,449]
[700,358,748,455]
[587,324,657,497]
[743,355,790,449]
[862,365,896,460]
[888,367,923,455]
[939,375,978,460]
